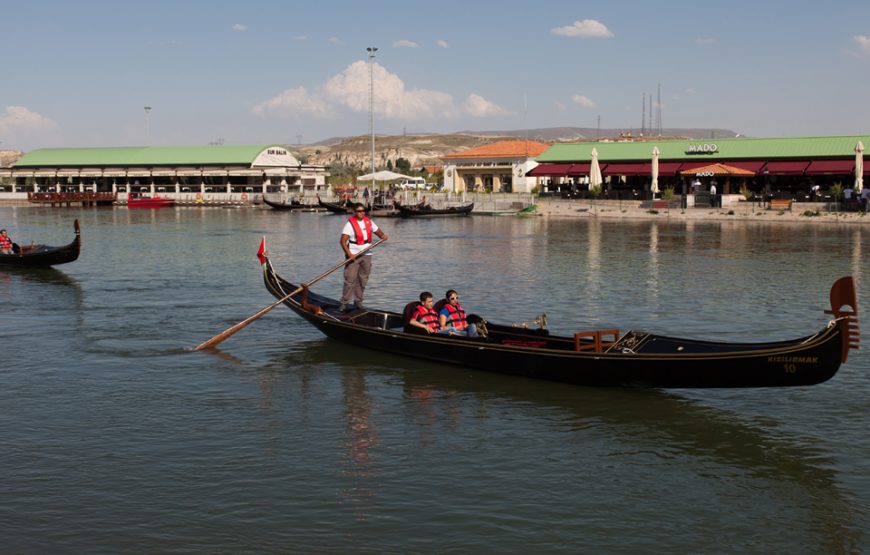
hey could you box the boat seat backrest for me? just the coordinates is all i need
[433,299,448,314]
[403,301,420,325]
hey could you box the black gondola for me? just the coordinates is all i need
[0,220,81,267]
[396,202,474,218]
[262,256,859,388]
[317,197,352,215]
[263,197,303,211]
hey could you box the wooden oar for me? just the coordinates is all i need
[193,238,386,351]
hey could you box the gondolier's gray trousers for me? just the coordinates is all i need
[341,254,372,305]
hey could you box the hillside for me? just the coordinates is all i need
[295,127,739,169]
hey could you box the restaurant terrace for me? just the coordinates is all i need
[530,135,868,204]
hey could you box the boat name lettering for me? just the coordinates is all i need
[686,143,718,154]
[767,356,818,364]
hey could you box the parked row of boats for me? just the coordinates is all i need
[263,196,477,218]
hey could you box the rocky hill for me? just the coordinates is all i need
[295,127,738,170]
[0,149,24,167]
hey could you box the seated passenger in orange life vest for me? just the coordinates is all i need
[0,229,13,254]
[438,289,479,337]
[408,292,442,334]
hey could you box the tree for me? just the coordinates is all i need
[386,159,393,171]
[395,157,411,174]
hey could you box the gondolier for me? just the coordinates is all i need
[339,203,388,312]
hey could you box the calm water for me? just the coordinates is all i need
[1,206,868,553]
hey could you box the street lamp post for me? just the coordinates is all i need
[366,47,378,190]
[144,106,152,145]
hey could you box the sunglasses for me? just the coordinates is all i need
[449,296,458,301]
[354,209,365,213]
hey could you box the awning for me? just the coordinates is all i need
[805,160,854,175]
[57,170,80,177]
[602,162,651,176]
[102,170,127,177]
[0,169,12,177]
[723,161,766,172]
[150,170,177,177]
[175,168,202,176]
[657,162,683,175]
[79,169,103,177]
[202,169,229,177]
[127,170,152,177]
[762,161,810,175]
[233,169,265,177]
[527,163,572,177]
[566,163,592,175]
[263,168,287,176]
[33,170,57,177]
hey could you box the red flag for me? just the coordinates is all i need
[256,237,266,265]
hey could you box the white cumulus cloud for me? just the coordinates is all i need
[329,36,343,45]
[0,106,60,149]
[393,39,419,48]
[551,19,613,38]
[0,105,58,132]
[463,94,510,117]
[437,40,449,48]
[854,35,870,56]
[253,61,462,120]
[252,86,334,118]
[232,23,247,32]
[572,95,597,108]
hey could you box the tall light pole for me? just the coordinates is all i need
[144,106,152,145]
[366,47,378,185]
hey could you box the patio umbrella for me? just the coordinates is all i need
[856,141,864,193]
[357,170,413,182]
[651,146,660,195]
[589,148,602,190]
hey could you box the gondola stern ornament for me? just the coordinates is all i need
[256,236,267,266]
[823,275,860,362]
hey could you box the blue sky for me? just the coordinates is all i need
[1,0,869,151]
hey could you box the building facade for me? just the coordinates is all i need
[0,144,328,198]
[530,135,867,201]
[442,140,550,193]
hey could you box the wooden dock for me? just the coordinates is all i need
[28,192,117,206]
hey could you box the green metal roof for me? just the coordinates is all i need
[14,144,285,167]
[536,135,870,163]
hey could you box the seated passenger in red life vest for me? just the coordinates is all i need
[0,229,13,254]
[438,289,479,337]
[408,292,442,334]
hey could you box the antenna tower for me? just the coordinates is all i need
[641,93,646,135]
[656,83,662,136]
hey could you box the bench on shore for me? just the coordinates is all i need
[769,199,792,211]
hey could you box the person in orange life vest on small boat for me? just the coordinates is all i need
[438,289,478,337]
[0,229,13,254]
[408,292,442,333]
[339,202,388,312]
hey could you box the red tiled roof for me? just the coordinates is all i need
[443,140,551,159]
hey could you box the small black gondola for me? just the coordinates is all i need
[396,202,474,218]
[0,220,81,267]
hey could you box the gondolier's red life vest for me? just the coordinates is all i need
[347,216,373,245]
[0,234,11,251]
[414,305,441,331]
[442,302,468,329]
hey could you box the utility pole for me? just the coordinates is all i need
[367,47,378,180]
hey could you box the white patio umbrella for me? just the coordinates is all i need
[589,148,602,190]
[855,141,864,193]
[651,146,660,195]
[357,170,412,182]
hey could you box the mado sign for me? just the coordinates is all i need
[696,171,715,177]
[686,143,718,154]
